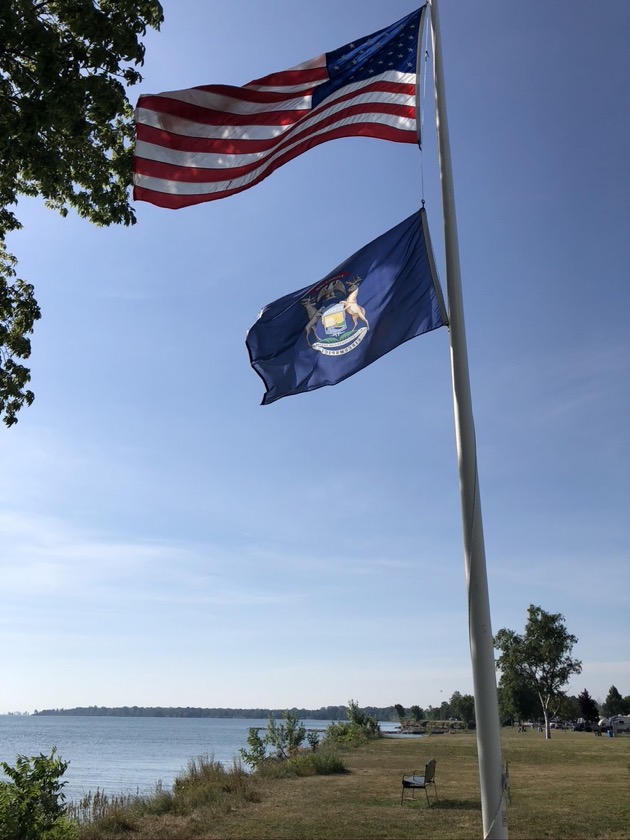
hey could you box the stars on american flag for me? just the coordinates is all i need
[328,11,420,84]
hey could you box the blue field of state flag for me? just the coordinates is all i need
[246,209,448,404]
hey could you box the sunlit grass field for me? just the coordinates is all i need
[77,728,629,839]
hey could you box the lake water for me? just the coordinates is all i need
[0,716,399,802]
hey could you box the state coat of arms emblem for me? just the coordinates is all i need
[301,274,369,356]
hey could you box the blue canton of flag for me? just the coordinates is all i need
[312,10,422,108]
[246,209,447,405]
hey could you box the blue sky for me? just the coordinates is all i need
[1,0,628,714]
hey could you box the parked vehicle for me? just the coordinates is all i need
[611,715,630,734]
[598,716,630,734]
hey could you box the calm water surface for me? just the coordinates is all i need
[0,716,332,801]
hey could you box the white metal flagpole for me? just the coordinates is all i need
[427,1,508,837]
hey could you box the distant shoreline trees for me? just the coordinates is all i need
[32,705,395,720]
[28,682,628,725]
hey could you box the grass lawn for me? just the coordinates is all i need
[79,728,630,839]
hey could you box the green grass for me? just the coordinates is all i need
[76,730,630,839]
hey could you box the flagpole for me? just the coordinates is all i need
[428,1,508,838]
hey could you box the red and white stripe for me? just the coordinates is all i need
[133,55,417,209]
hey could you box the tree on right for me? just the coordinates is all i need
[494,604,582,738]
[601,685,629,718]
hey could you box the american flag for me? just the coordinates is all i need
[133,7,424,209]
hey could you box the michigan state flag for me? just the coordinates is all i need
[246,209,447,405]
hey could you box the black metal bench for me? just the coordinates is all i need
[401,758,438,805]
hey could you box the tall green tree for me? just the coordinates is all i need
[601,685,627,717]
[0,0,163,426]
[494,604,582,739]
[394,703,405,722]
[576,688,599,723]
[555,694,579,722]
[449,691,476,726]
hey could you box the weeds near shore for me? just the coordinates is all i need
[67,787,146,825]
[73,754,263,838]
[255,745,347,779]
[73,745,348,838]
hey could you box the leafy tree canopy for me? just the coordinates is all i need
[494,604,582,738]
[0,0,163,425]
[449,690,476,725]
[497,671,540,724]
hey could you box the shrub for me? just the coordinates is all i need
[171,755,256,813]
[306,729,320,751]
[240,727,267,769]
[346,699,379,734]
[325,720,370,747]
[0,748,78,840]
[304,748,347,775]
[240,711,308,769]
[255,748,347,779]
[324,700,381,748]
[266,711,307,759]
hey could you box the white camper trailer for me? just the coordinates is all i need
[611,715,630,734]
[598,715,630,734]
